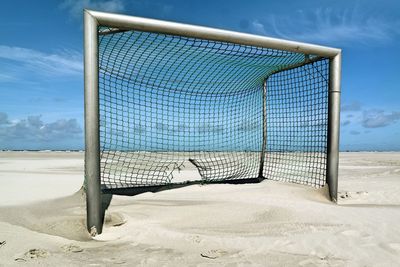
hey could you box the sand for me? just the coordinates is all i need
[0,152,399,266]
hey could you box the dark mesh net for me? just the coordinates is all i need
[264,60,329,187]
[97,27,329,190]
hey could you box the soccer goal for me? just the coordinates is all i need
[84,10,341,235]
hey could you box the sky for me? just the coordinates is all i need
[0,0,399,151]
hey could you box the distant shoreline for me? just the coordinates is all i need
[0,150,399,153]
[0,150,84,152]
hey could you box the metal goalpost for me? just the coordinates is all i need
[84,9,341,235]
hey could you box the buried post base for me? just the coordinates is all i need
[89,226,98,237]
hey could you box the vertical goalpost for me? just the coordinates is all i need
[84,9,341,235]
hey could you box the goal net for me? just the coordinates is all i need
[97,27,329,190]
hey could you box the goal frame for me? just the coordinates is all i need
[84,9,341,235]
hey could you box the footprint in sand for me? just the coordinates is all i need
[200,249,228,259]
[187,235,202,244]
[104,212,126,227]
[62,244,84,253]
[338,191,368,199]
[15,248,50,262]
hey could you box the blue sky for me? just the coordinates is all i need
[0,0,399,151]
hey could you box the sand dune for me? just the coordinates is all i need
[0,152,399,266]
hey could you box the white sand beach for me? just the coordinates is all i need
[0,152,399,266]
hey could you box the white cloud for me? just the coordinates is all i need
[250,20,267,35]
[0,113,82,142]
[250,8,400,45]
[362,110,400,128]
[61,0,126,19]
[0,45,82,76]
